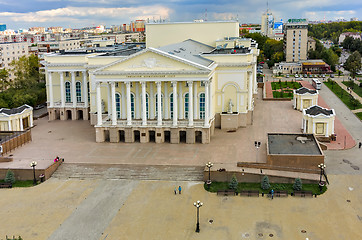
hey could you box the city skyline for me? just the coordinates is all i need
[0,0,361,30]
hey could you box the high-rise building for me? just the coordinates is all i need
[261,9,274,36]
[283,19,308,62]
[0,24,6,32]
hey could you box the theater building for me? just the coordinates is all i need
[43,21,259,143]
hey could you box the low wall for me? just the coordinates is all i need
[263,98,292,101]
[237,162,320,174]
[0,159,62,181]
[0,130,32,155]
[203,170,318,184]
[0,157,13,162]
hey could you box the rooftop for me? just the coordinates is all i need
[0,104,32,116]
[305,105,334,116]
[295,87,317,95]
[268,133,322,155]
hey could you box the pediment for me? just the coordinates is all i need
[94,48,210,74]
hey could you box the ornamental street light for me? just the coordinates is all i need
[206,162,213,187]
[318,163,326,192]
[254,141,261,162]
[30,161,37,185]
[193,200,203,233]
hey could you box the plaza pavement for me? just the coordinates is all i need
[3,90,303,169]
[0,175,361,240]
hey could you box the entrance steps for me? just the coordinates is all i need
[51,163,204,182]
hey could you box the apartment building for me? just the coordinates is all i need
[0,42,29,80]
[283,19,308,62]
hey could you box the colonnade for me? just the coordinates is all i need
[96,80,211,128]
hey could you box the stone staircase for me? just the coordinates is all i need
[51,163,205,182]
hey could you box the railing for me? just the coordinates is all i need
[50,101,86,108]
[100,118,206,128]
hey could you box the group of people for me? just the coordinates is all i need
[54,156,63,162]
[174,186,182,195]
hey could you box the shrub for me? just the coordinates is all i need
[229,174,238,191]
[261,175,270,190]
[293,178,303,191]
[4,169,15,184]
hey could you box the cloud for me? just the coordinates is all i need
[0,6,172,26]
[304,10,357,20]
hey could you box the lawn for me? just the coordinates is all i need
[204,181,327,195]
[324,81,362,110]
[342,81,362,99]
[356,112,362,120]
[0,180,34,188]
[271,81,301,90]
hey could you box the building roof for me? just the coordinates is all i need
[0,104,32,116]
[305,105,334,116]
[158,39,214,67]
[268,133,322,155]
[295,87,317,94]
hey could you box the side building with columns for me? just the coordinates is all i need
[43,21,259,144]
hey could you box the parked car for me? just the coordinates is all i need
[295,74,299,78]
[330,74,334,78]
[286,74,289,78]
[296,77,304,81]
[322,74,325,78]
[304,74,307,78]
[309,74,313,78]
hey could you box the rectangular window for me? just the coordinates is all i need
[76,71,80,77]
[65,72,70,77]
[316,123,324,134]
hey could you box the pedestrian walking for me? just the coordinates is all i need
[271,189,274,200]
[359,142,361,149]
[178,185,182,194]
[174,187,177,195]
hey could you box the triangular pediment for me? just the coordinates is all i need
[93,48,211,74]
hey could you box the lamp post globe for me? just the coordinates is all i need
[206,162,213,187]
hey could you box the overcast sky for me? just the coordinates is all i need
[0,0,361,29]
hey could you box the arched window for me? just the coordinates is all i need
[65,82,71,102]
[76,81,81,102]
[115,93,121,119]
[155,93,163,118]
[184,93,189,119]
[170,93,174,118]
[87,82,90,103]
[131,93,135,119]
[199,93,205,119]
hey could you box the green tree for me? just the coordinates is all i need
[0,68,10,90]
[261,175,270,190]
[229,174,238,191]
[350,97,360,110]
[293,178,302,191]
[10,54,44,89]
[344,51,362,78]
[4,169,16,184]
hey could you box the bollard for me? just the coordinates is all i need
[262,192,264,197]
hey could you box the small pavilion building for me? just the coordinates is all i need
[293,87,318,111]
[0,105,33,131]
[302,105,335,138]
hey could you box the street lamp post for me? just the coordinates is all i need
[30,161,37,185]
[193,200,203,233]
[318,163,326,192]
[206,162,213,188]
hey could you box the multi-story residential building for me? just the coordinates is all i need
[43,21,259,144]
[338,32,361,45]
[29,27,46,34]
[0,24,6,32]
[37,39,81,54]
[283,19,308,62]
[0,42,29,81]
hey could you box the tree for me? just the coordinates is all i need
[350,97,360,110]
[261,175,270,190]
[0,68,10,90]
[4,169,15,184]
[229,174,238,191]
[10,54,44,89]
[293,178,302,191]
[344,51,362,78]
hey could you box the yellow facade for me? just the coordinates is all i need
[0,105,33,131]
[302,106,335,137]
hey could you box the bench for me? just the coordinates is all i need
[0,182,12,188]
[217,190,236,196]
[274,190,288,197]
[240,190,259,197]
[293,191,313,197]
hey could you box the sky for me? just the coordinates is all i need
[0,0,361,30]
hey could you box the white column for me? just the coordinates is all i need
[141,82,147,126]
[194,82,198,119]
[59,72,65,107]
[303,119,307,133]
[8,120,12,131]
[19,118,23,131]
[332,120,335,134]
[71,71,76,107]
[293,94,296,109]
[107,83,111,117]
[29,113,33,127]
[111,82,117,125]
[210,78,214,117]
[188,80,193,126]
[135,82,140,119]
[126,82,132,125]
[179,82,183,118]
[83,71,88,107]
[325,122,329,137]
[301,117,304,129]
[312,122,316,134]
[150,82,154,119]
[300,98,303,111]
[172,81,178,126]
[121,83,126,119]
[248,71,253,111]
[253,61,257,94]
[204,81,210,127]
[96,82,102,126]
[164,83,169,119]
[157,81,162,126]
[48,72,54,107]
